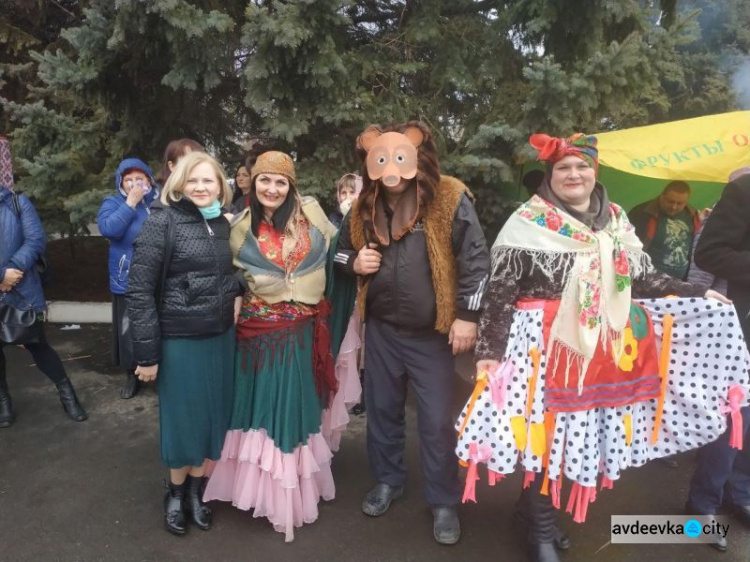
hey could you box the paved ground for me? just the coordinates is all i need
[1,324,748,561]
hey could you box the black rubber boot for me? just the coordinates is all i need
[527,487,561,562]
[0,378,15,428]
[55,378,88,421]
[120,370,139,400]
[164,480,188,535]
[185,475,212,531]
[514,487,570,550]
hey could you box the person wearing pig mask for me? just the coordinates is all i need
[335,121,490,545]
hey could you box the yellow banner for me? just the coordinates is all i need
[596,111,750,183]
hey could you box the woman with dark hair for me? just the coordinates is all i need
[204,151,361,541]
[230,164,252,212]
[155,138,204,186]
[455,133,744,561]
[0,137,87,426]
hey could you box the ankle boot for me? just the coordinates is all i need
[164,480,188,535]
[0,382,15,428]
[120,370,139,400]
[55,379,88,421]
[185,475,212,530]
[527,488,561,562]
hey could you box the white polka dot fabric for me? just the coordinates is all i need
[456,298,750,489]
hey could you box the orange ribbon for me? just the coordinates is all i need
[651,313,674,444]
[458,371,488,439]
[526,347,541,417]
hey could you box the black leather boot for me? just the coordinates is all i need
[55,379,88,421]
[164,480,188,535]
[514,488,570,550]
[0,380,15,428]
[527,488,561,562]
[185,475,212,530]
[120,370,139,400]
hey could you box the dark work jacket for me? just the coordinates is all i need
[629,197,701,250]
[694,174,750,343]
[335,193,490,332]
[126,198,242,366]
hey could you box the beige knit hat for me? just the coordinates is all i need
[250,151,296,187]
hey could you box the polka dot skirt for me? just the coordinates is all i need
[456,298,750,490]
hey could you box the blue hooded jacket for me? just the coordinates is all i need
[0,186,47,311]
[97,158,158,294]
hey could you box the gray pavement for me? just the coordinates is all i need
[0,324,747,561]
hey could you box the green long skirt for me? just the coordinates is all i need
[229,320,322,454]
[158,327,235,468]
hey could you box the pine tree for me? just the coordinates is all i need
[1,0,748,236]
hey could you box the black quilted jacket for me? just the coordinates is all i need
[126,198,241,366]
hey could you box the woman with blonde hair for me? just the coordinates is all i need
[328,172,362,228]
[127,151,243,536]
[205,151,361,541]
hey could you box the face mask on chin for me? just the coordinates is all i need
[339,198,352,216]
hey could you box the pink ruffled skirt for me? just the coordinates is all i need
[204,311,362,541]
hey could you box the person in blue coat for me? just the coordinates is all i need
[98,158,158,399]
[0,136,88,426]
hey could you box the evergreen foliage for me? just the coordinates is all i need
[1,0,747,237]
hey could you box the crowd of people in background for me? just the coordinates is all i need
[1,125,750,562]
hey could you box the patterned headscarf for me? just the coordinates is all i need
[0,136,14,190]
[529,133,599,171]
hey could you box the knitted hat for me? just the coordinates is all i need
[529,133,598,170]
[251,151,296,187]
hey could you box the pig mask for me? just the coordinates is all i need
[356,126,425,245]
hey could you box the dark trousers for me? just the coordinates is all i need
[0,326,67,387]
[364,318,461,507]
[688,406,750,514]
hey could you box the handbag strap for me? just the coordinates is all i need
[11,191,21,217]
[155,210,175,311]
[9,190,47,277]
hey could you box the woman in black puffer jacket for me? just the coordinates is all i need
[126,151,242,536]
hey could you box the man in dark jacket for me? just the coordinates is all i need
[336,122,490,545]
[629,181,701,280]
[685,171,750,550]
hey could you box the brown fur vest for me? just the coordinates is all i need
[350,175,468,334]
